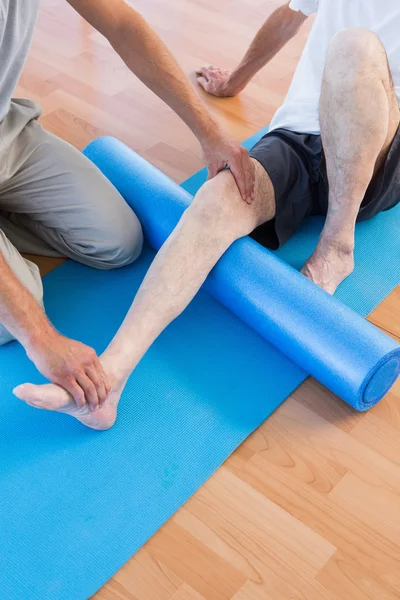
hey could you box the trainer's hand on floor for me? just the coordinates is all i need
[196,65,239,97]
[202,132,255,203]
[26,332,110,411]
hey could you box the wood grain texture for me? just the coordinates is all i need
[16,1,400,598]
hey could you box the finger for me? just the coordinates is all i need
[206,164,220,181]
[238,150,253,204]
[85,364,107,407]
[93,356,111,395]
[90,373,107,407]
[195,66,209,79]
[228,157,249,203]
[93,356,110,391]
[242,151,256,203]
[250,162,256,202]
[98,359,107,381]
[196,76,210,92]
[76,372,99,411]
[97,380,108,407]
[92,358,109,404]
[104,376,112,395]
[64,379,86,409]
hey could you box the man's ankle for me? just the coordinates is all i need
[318,233,355,256]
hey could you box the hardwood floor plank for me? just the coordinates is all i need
[145,520,247,600]
[316,549,400,600]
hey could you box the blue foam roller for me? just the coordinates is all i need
[84,137,400,410]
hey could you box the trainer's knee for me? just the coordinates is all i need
[327,28,385,67]
[0,325,14,346]
[95,211,144,270]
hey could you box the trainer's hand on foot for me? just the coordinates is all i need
[202,132,255,203]
[25,331,110,411]
[196,65,241,97]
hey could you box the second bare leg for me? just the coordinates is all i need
[302,28,400,293]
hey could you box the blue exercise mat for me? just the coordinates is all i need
[0,128,399,600]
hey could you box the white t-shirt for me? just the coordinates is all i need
[269,0,400,134]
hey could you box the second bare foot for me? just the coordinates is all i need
[301,240,354,294]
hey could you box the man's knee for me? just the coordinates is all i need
[188,161,274,239]
[327,28,386,68]
[188,169,260,239]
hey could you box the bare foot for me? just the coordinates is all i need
[301,240,354,294]
[13,357,127,431]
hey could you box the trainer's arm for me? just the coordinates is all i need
[0,250,53,349]
[0,251,107,410]
[67,0,255,202]
[197,3,308,97]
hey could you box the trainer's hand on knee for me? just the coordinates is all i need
[202,133,255,203]
[25,331,110,411]
[196,65,240,97]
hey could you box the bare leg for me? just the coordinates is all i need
[15,160,275,429]
[302,28,400,293]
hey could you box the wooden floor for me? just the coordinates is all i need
[18,1,400,599]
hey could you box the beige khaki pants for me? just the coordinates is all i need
[0,99,143,345]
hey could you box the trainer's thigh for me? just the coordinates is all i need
[0,102,143,270]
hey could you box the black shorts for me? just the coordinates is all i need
[249,127,400,249]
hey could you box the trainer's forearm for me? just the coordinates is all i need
[228,3,307,94]
[0,252,54,348]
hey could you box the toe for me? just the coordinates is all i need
[13,383,40,406]
[13,383,72,411]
